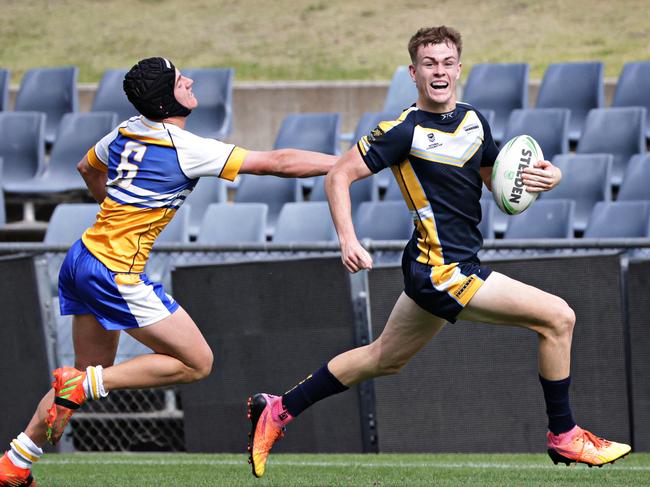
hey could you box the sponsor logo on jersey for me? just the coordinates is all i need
[464,124,479,132]
[426,132,443,149]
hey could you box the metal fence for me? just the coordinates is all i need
[2,238,649,452]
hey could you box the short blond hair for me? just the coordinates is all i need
[408,26,462,63]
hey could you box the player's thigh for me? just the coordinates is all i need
[372,292,447,365]
[73,314,120,369]
[125,306,213,371]
[458,271,573,333]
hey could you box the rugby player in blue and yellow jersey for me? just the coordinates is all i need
[248,26,631,478]
[0,57,337,486]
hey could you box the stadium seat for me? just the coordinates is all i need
[583,201,650,238]
[478,199,494,240]
[0,112,46,186]
[461,63,529,143]
[44,203,99,245]
[575,107,646,187]
[235,112,340,233]
[535,62,604,143]
[273,202,336,243]
[544,154,613,233]
[355,201,413,240]
[155,204,191,244]
[617,154,650,201]
[196,203,267,244]
[501,108,570,161]
[234,175,299,234]
[503,199,575,239]
[91,69,138,123]
[4,112,118,194]
[0,69,9,111]
[184,177,227,238]
[14,66,78,145]
[273,112,341,155]
[183,68,234,139]
[308,174,377,216]
[383,65,418,113]
[611,62,650,140]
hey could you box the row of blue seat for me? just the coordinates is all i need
[41,199,650,246]
[0,67,233,145]
[0,106,645,206]
[387,61,650,143]
[2,61,649,149]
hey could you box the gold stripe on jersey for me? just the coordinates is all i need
[220,146,248,181]
[86,148,107,172]
[118,128,175,148]
[392,162,444,266]
[82,197,177,274]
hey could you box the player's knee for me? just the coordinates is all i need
[545,298,575,340]
[189,346,214,381]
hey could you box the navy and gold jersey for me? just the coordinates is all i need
[83,116,247,274]
[358,103,498,265]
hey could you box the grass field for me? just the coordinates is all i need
[31,452,650,486]
[1,0,649,82]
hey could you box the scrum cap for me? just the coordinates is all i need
[123,57,191,120]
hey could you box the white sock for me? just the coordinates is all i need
[8,433,43,470]
[83,365,109,400]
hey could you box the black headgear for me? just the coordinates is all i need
[123,57,192,120]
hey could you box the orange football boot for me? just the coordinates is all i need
[45,367,88,445]
[0,452,36,487]
[247,394,287,478]
[547,425,631,467]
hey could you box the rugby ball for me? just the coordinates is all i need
[491,135,544,215]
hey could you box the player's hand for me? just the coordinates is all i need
[340,239,373,273]
[522,160,562,193]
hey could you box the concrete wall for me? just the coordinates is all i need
[8,79,618,151]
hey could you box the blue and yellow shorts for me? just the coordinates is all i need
[58,240,179,331]
[402,254,492,323]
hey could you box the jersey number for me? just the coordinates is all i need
[115,141,147,188]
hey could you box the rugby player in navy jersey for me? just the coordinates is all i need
[0,57,337,487]
[248,26,630,478]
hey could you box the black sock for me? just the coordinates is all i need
[282,364,348,417]
[539,374,576,435]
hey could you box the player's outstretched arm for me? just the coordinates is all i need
[77,155,107,203]
[239,149,337,178]
[522,160,562,193]
[326,148,374,273]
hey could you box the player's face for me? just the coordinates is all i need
[174,69,198,110]
[409,41,461,113]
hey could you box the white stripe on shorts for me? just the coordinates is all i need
[116,280,175,327]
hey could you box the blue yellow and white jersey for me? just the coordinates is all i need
[358,103,498,265]
[83,116,247,274]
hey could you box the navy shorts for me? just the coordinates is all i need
[402,253,492,323]
[58,240,179,331]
